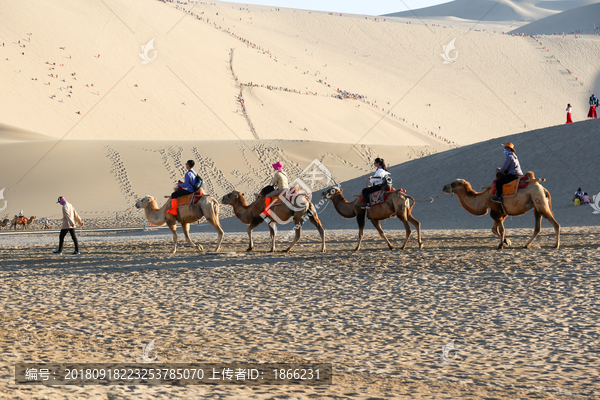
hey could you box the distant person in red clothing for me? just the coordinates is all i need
[566,104,573,123]
[588,95,598,119]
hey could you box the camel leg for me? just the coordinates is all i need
[246,218,263,251]
[407,213,423,249]
[205,214,224,252]
[355,210,366,251]
[522,209,542,249]
[269,221,277,253]
[371,219,395,250]
[308,206,326,253]
[284,215,304,253]
[167,220,178,254]
[495,216,507,250]
[540,211,561,249]
[182,222,202,252]
[491,211,511,248]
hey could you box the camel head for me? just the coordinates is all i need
[221,190,246,206]
[135,195,155,209]
[321,186,342,200]
[442,179,469,195]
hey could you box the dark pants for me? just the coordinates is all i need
[171,189,192,199]
[362,184,384,205]
[58,228,79,252]
[496,174,520,197]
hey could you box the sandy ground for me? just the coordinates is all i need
[1,227,599,399]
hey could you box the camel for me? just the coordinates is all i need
[135,195,224,254]
[442,172,560,249]
[10,215,36,230]
[221,190,326,253]
[0,218,9,229]
[322,187,422,251]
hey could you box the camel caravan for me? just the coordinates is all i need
[5,145,559,252]
[134,145,559,254]
[6,215,36,230]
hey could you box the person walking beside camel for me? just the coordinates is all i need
[53,196,84,255]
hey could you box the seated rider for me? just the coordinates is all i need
[265,162,289,199]
[361,157,390,210]
[491,142,523,203]
[261,162,289,216]
[167,160,199,216]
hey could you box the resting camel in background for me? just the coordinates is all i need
[442,172,560,249]
[10,215,36,230]
[221,190,326,253]
[322,187,422,251]
[135,195,224,254]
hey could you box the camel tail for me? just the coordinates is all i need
[545,188,553,211]
[308,201,322,225]
[405,194,415,212]
[212,198,220,219]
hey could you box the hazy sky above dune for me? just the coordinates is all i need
[221,0,453,16]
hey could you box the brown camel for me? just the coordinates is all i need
[10,215,36,230]
[221,190,326,253]
[442,172,560,249]
[135,195,224,254]
[0,218,9,229]
[322,187,422,251]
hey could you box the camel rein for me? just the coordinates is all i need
[408,190,444,203]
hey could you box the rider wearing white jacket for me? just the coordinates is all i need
[362,158,391,209]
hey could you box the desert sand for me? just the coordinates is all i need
[1,227,600,399]
[1,0,600,398]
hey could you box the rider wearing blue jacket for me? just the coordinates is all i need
[491,142,523,203]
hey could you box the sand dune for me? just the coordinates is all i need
[0,124,55,143]
[384,0,599,21]
[511,3,600,34]
[1,0,599,146]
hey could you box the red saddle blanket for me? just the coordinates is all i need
[362,187,395,206]
[491,176,529,195]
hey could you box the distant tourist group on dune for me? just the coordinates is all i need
[567,95,599,123]
[572,188,591,206]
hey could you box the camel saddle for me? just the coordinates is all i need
[491,176,529,198]
[178,189,207,207]
[362,187,395,206]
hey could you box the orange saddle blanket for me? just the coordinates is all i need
[491,176,529,197]
[178,189,205,207]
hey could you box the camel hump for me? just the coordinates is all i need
[525,171,535,180]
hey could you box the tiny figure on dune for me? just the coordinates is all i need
[588,95,598,119]
[566,104,573,123]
